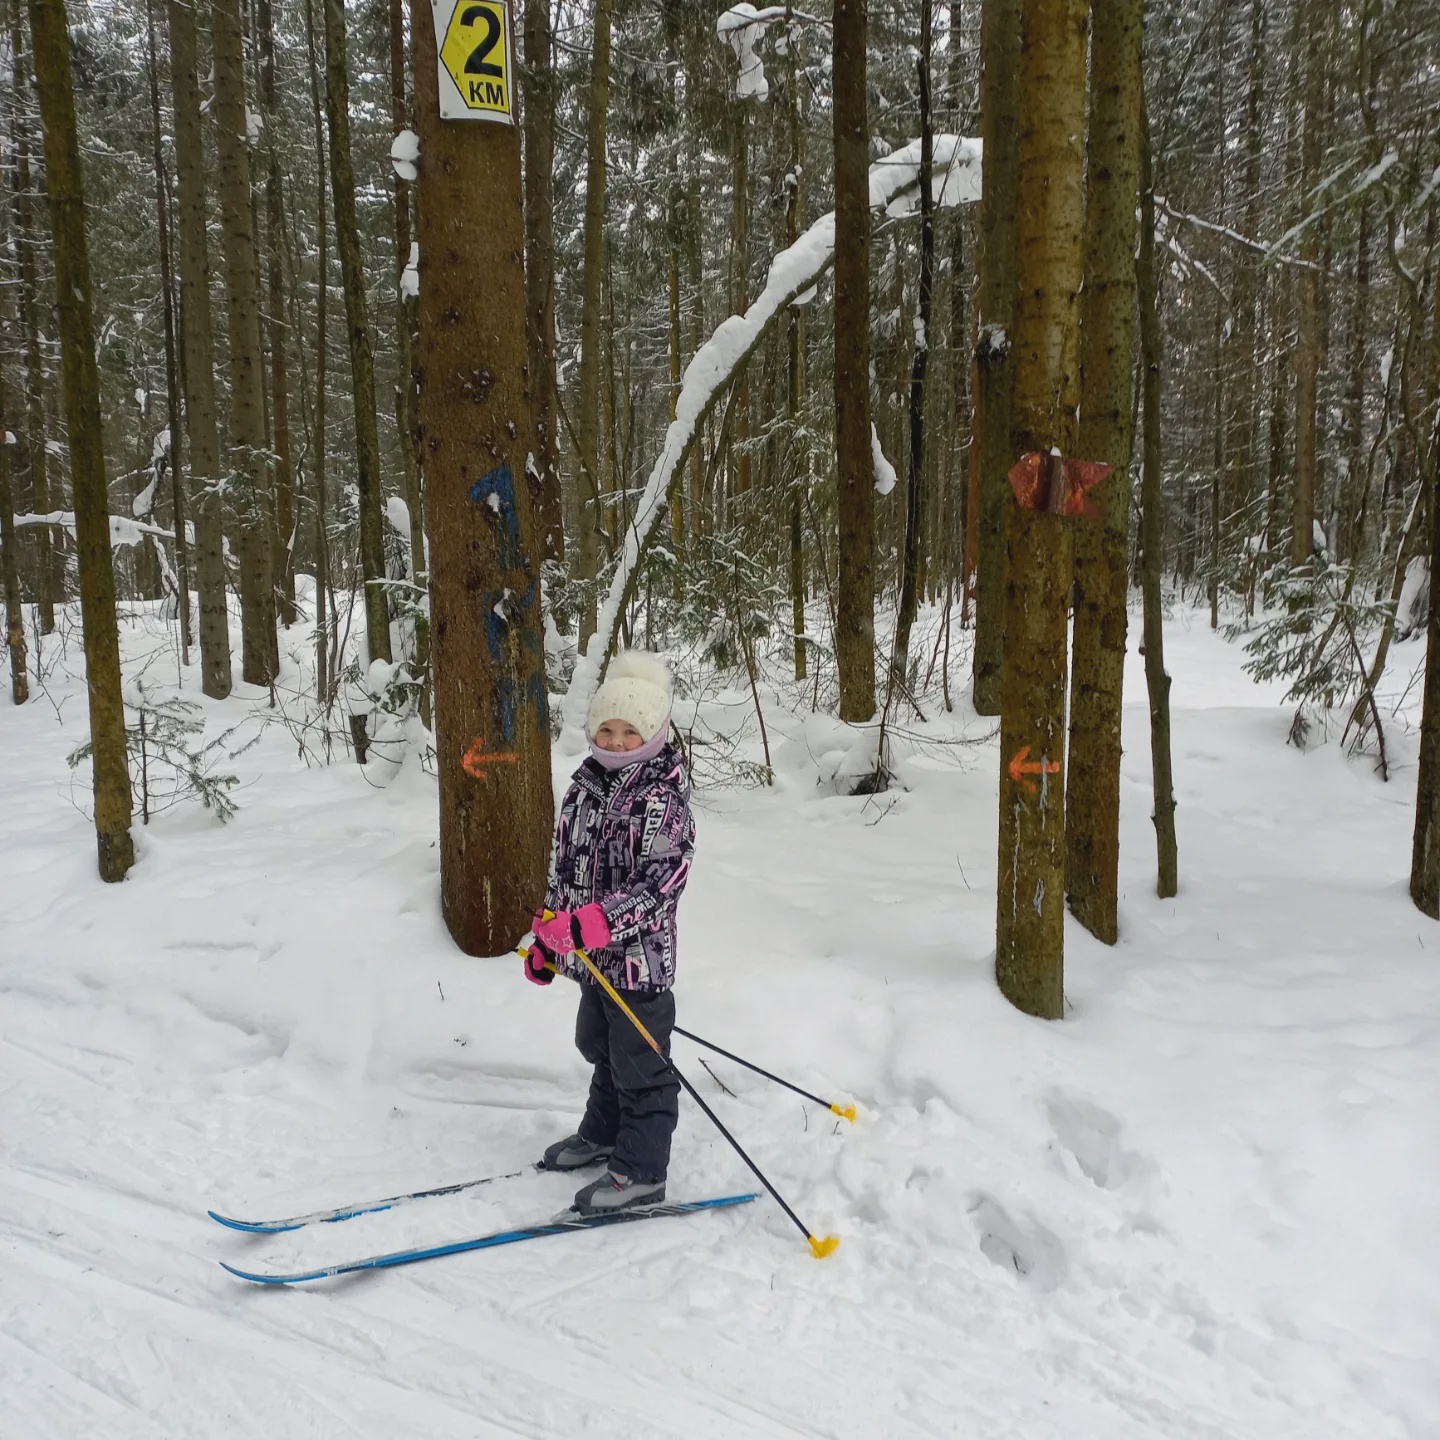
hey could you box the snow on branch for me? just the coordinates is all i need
[717,5,780,100]
[15,511,176,548]
[561,135,982,741]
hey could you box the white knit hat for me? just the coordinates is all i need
[586,650,674,742]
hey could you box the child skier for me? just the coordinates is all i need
[523,650,695,1216]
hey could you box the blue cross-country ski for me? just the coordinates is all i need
[218,1193,760,1284]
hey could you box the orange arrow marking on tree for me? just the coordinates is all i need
[1008,745,1061,794]
[462,737,520,779]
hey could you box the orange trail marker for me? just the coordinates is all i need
[1008,745,1061,795]
[1007,451,1112,519]
[461,737,521,779]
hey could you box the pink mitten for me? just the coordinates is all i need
[573,903,612,951]
[533,911,576,955]
[522,941,554,986]
[534,906,612,955]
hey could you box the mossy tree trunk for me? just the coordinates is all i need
[29,0,135,880]
[833,0,875,723]
[1064,0,1142,945]
[970,0,1020,715]
[995,0,1088,1020]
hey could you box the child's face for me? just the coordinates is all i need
[594,719,645,753]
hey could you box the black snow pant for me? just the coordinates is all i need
[574,982,680,1184]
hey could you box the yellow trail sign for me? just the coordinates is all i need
[432,0,514,124]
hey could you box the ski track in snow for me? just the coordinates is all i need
[2,606,1438,1437]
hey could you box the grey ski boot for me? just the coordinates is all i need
[541,1133,614,1172]
[572,1170,666,1216]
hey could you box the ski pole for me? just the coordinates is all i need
[523,933,839,1258]
[521,949,855,1121]
[671,1025,857,1123]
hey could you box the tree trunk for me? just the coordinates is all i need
[731,93,752,498]
[833,0,875,723]
[303,0,332,705]
[29,0,135,880]
[168,0,231,698]
[1,364,29,704]
[522,0,562,562]
[971,0,1020,714]
[892,0,934,688]
[1225,0,1264,540]
[8,2,57,633]
[1138,95,1178,899]
[212,0,277,685]
[412,0,552,953]
[1065,0,1140,946]
[995,0,1087,1020]
[1409,246,1440,914]
[390,0,429,721]
[575,0,613,644]
[1291,0,1327,565]
[324,0,391,667]
[144,0,191,662]
[786,6,806,680]
[257,0,296,627]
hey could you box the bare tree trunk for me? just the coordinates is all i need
[390,0,429,720]
[971,0,1020,714]
[1138,96,1177,899]
[892,0,934,687]
[786,4,806,681]
[833,0,875,723]
[1065,0,1140,945]
[303,0,331,705]
[1225,0,1264,542]
[412,0,553,954]
[257,0,296,627]
[1409,254,1440,915]
[1291,0,1327,565]
[144,0,191,663]
[168,0,231,698]
[522,0,562,562]
[576,0,613,644]
[995,0,1087,1020]
[1,363,29,703]
[323,0,391,667]
[731,92,752,498]
[212,0,278,685]
[8,3,57,633]
[29,0,135,880]
[667,203,685,592]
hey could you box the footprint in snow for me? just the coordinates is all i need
[967,1193,1066,1292]
[1045,1092,1154,1192]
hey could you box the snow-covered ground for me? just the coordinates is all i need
[2,600,1436,1438]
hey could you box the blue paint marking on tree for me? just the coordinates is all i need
[468,463,522,566]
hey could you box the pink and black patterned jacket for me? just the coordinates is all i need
[544,743,695,993]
